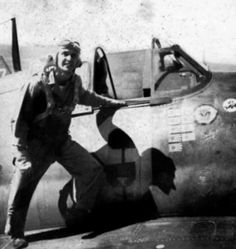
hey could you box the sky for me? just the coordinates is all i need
[0,0,236,65]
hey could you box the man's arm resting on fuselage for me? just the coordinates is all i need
[77,77,126,108]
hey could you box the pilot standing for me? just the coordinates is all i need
[4,39,126,248]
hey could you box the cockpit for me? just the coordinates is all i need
[84,39,212,108]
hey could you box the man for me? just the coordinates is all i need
[5,39,126,248]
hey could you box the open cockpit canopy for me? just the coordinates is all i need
[92,40,212,101]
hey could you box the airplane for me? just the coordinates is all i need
[1,18,236,248]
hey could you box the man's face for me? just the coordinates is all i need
[57,48,80,74]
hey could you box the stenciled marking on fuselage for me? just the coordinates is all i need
[167,106,195,152]
[194,105,218,124]
[223,98,236,113]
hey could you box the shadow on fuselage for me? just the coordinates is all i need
[84,151,176,239]
[26,112,177,242]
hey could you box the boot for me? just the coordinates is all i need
[12,237,28,249]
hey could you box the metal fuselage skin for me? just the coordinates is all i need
[0,45,236,233]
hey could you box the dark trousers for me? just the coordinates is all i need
[5,138,103,237]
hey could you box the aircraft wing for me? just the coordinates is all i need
[1,216,236,249]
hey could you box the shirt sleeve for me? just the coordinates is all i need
[76,75,120,107]
[13,76,43,147]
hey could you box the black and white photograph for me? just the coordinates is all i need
[0,0,236,248]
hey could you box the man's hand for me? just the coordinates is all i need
[109,99,127,108]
